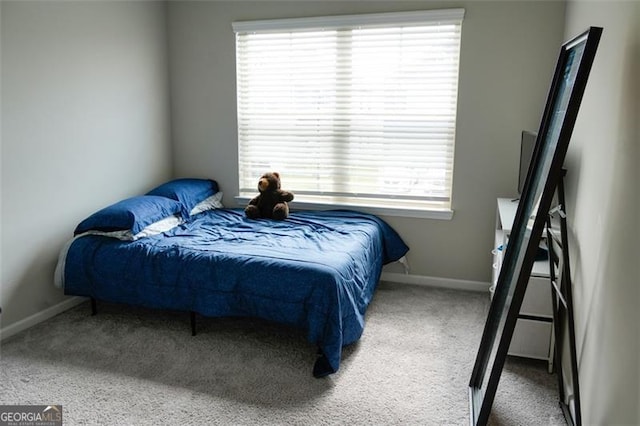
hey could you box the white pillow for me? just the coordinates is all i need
[76,214,183,241]
[131,214,183,240]
[190,192,224,215]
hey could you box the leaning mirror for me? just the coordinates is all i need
[468,26,602,426]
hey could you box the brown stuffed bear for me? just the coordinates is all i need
[244,172,294,220]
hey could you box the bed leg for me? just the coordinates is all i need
[90,298,97,316]
[313,348,334,378]
[190,311,196,336]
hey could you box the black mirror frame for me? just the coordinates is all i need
[468,26,602,426]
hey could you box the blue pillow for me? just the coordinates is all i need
[146,178,219,218]
[74,195,182,236]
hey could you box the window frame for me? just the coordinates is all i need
[233,9,464,219]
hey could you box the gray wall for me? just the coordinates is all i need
[166,0,567,283]
[0,1,173,327]
[563,1,639,424]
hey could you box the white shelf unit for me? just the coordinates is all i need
[491,198,554,372]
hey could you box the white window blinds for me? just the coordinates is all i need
[233,9,464,212]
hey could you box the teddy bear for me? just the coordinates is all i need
[244,172,294,220]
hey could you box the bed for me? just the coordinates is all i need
[56,178,409,377]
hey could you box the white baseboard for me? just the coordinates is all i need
[0,296,88,342]
[381,272,490,292]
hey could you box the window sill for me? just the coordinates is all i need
[234,196,454,220]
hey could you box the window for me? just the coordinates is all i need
[233,9,464,216]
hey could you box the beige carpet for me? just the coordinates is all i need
[0,282,565,425]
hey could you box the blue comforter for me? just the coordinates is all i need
[64,209,408,376]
